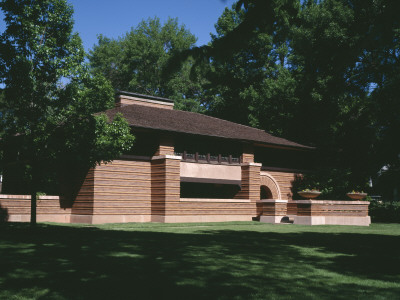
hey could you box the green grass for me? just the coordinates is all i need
[0,222,399,300]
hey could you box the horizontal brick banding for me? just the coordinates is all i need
[241,152,254,163]
[234,164,260,203]
[89,160,152,216]
[258,201,288,216]
[72,169,95,215]
[295,201,369,217]
[287,201,297,215]
[166,201,256,216]
[0,195,70,222]
[267,171,299,200]
[151,157,180,216]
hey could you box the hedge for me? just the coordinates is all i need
[369,201,400,223]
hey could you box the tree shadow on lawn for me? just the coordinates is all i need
[0,223,399,300]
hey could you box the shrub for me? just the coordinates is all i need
[369,201,400,223]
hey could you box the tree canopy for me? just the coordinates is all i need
[89,17,206,112]
[1,0,399,201]
[0,0,134,224]
[175,0,400,198]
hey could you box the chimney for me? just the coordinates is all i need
[115,91,174,110]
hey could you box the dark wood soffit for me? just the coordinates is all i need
[254,143,315,152]
[261,166,314,174]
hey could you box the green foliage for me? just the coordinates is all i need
[287,0,400,193]
[184,0,400,195]
[0,89,4,175]
[369,201,400,223]
[373,160,400,200]
[89,17,206,112]
[0,0,134,199]
[93,113,135,164]
[292,167,372,200]
[197,3,300,133]
[0,0,83,137]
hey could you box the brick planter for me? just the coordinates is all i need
[258,199,371,226]
[294,200,370,226]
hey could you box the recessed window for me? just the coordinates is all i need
[180,182,241,199]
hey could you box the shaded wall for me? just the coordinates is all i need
[0,195,70,223]
[71,158,152,224]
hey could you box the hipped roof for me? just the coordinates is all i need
[101,104,312,150]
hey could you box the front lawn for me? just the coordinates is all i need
[0,222,399,299]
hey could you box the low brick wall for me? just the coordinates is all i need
[258,199,371,226]
[294,200,370,226]
[258,199,288,223]
[0,195,71,223]
[0,194,371,226]
[295,200,369,217]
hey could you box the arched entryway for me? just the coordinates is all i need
[257,185,274,218]
[256,173,281,219]
[259,173,281,200]
[260,185,273,200]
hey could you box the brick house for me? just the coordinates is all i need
[0,91,370,225]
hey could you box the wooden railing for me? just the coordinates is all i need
[175,151,240,165]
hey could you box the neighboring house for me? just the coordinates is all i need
[0,91,371,225]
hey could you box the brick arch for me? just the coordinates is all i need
[260,172,281,200]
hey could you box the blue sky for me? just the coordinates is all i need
[0,0,234,88]
[68,0,236,52]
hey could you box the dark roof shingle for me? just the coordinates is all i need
[101,104,312,150]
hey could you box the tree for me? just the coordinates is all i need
[0,0,134,225]
[89,17,206,112]
[199,4,299,136]
[171,0,399,198]
[288,0,400,196]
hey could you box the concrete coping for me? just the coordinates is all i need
[294,200,369,205]
[241,162,262,167]
[258,199,288,203]
[38,196,60,200]
[180,198,251,203]
[0,195,59,199]
[0,194,31,199]
[152,155,182,160]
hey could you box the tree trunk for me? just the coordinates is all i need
[30,191,37,226]
[30,164,37,226]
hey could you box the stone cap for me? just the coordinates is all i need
[241,162,262,167]
[294,200,369,205]
[152,155,182,160]
[259,199,288,203]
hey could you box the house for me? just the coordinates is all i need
[0,91,371,225]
